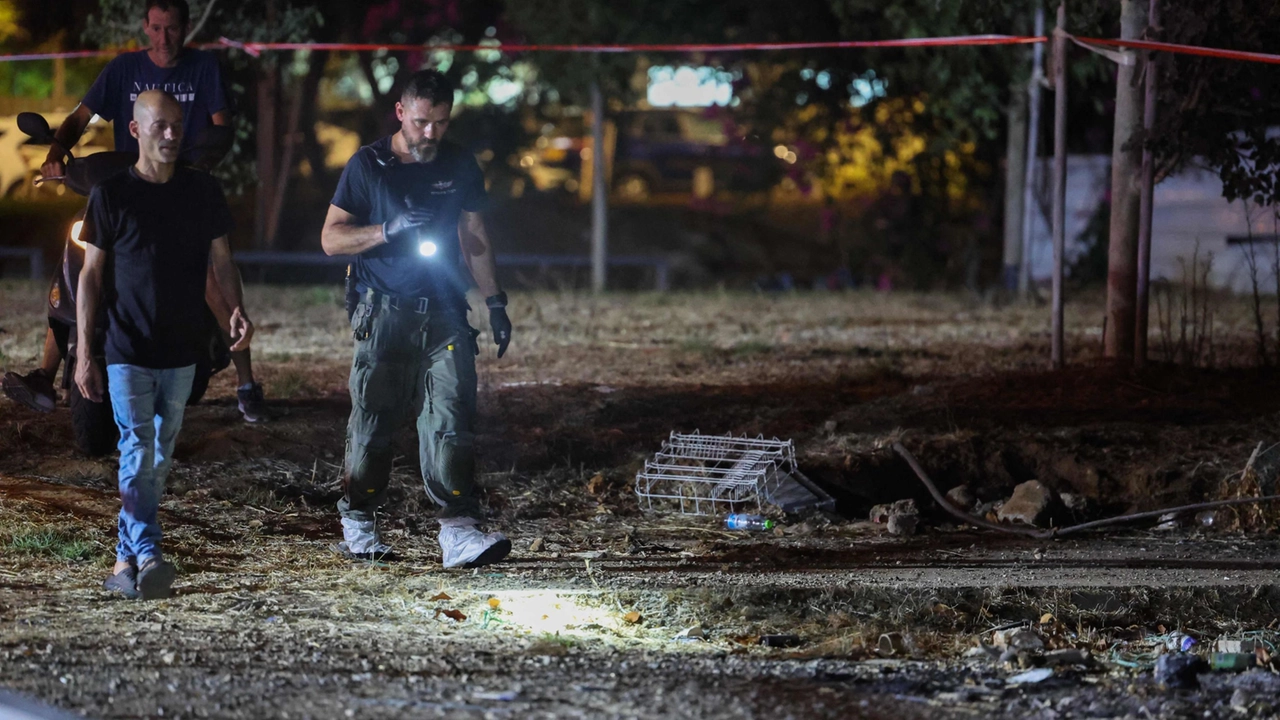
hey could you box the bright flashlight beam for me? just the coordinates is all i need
[70,220,86,248]
[419,240,438,257]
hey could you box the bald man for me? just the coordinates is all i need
[77,90,253,600]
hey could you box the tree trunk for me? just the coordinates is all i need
[1104,0,1146,360]
[1001,72,1029,293]
[255,62,278,249]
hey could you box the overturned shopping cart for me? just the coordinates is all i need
[634,431,834,516]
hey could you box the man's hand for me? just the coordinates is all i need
[75,356,104,403]
[382,205,434,245]
[228,307,254,351]
[40,154,66,182]
[489,306,512,358]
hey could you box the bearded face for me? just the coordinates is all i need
[396,97,451,163]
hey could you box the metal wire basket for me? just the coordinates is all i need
[634,431,797,515]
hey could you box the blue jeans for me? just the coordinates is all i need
[107,364,195,565]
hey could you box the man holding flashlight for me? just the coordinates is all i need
[321,69,512,568]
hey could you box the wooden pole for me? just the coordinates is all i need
[1050,2,1068,369]
[590,80,609,293]
[1134,0,1160,368]
[1019,2,1045,298]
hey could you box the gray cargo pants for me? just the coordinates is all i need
[338,292,481,522]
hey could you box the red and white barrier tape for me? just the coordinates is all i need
[0,33,1276,65]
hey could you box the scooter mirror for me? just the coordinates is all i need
[17,112,53,142]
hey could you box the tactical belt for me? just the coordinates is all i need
[362,288,456,314]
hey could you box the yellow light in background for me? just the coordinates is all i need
[773,144,788,159]
[70,220,85,249]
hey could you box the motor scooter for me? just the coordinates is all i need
[17,112,233,456]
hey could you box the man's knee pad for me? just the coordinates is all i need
[433,430,475,494]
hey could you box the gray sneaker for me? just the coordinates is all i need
[136,558,176,600]
[102,566,140,600]
[2,369,56,413]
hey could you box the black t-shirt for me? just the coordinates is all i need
[330,137,487,302]
[83,166,233,368]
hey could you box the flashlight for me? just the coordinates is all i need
[419,240,438,257]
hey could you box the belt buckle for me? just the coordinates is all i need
[415,297,430,314]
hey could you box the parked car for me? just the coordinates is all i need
[515,110,777,201]
[0,112,114,200]
[610,110,775,200]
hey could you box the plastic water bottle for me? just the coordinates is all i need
[726,514,775,531]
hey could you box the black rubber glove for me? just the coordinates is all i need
[487,292,511,358]
[382,200,434,245]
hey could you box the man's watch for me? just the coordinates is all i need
[485,292,508,309]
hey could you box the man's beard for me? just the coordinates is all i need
[409,140,439,163]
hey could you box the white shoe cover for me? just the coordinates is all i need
[338,517,392,556]
[438,517,511,569]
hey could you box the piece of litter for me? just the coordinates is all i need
[758,634,803,648]
[1007,668,1054,685]
[434,608,466,622]
[488,598,501,609]
[623,611,642,624]
[675,624,704,640]
[429,592,452,602]
[528,537,545,552]
[472,690,519,701]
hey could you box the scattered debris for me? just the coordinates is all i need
[623,611,642,624]
[586,473,605,495]
[528,537,545,552]
[1043,648,1090,666]
[1215,639,1259,654]
[434,608,466,623]
[997,480,1053,527]
[1059,492,1087,512]
[1154,653,1206,690]
[487,598,501,609]
[675,625,705,641]
[758,634,803,648]
[429,592,451,602]
[1210,653,1255,672]
[877,632,909,656]
[945,485,975,511]
[1007,668,1054,685]
[994,628,1045,652]
[887,512,918,537]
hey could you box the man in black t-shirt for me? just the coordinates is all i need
[321,69,512,569]
[77,90,254,600]
[2,0,268,423]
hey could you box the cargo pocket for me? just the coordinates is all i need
[350,302,374,342]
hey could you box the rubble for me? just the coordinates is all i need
[1154,653,1206,690]
[997,480,1053,526]
[944,484,975,511]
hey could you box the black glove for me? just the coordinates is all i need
[487,292,511,358]
[382,203,434,245]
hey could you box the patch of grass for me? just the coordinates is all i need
[679,337,716,354]
[302,287,340,307]
[7,529,96,561]
[730,340,773,357]
[271,369,313,399]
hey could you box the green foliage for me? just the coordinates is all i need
[7,528,96,561]
[81,0,321,197]
[1148,0,1280,206]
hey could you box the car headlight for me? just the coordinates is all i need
[70,220,85,249]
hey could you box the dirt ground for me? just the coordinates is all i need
[3,280,1280,719]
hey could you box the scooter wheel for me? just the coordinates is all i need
[70,374,118,457]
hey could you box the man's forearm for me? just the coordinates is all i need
[75,268,101,362]
[464,241,501,297]
[49,108,91,163]
[321,222,387,256]
[211,256,246,315]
